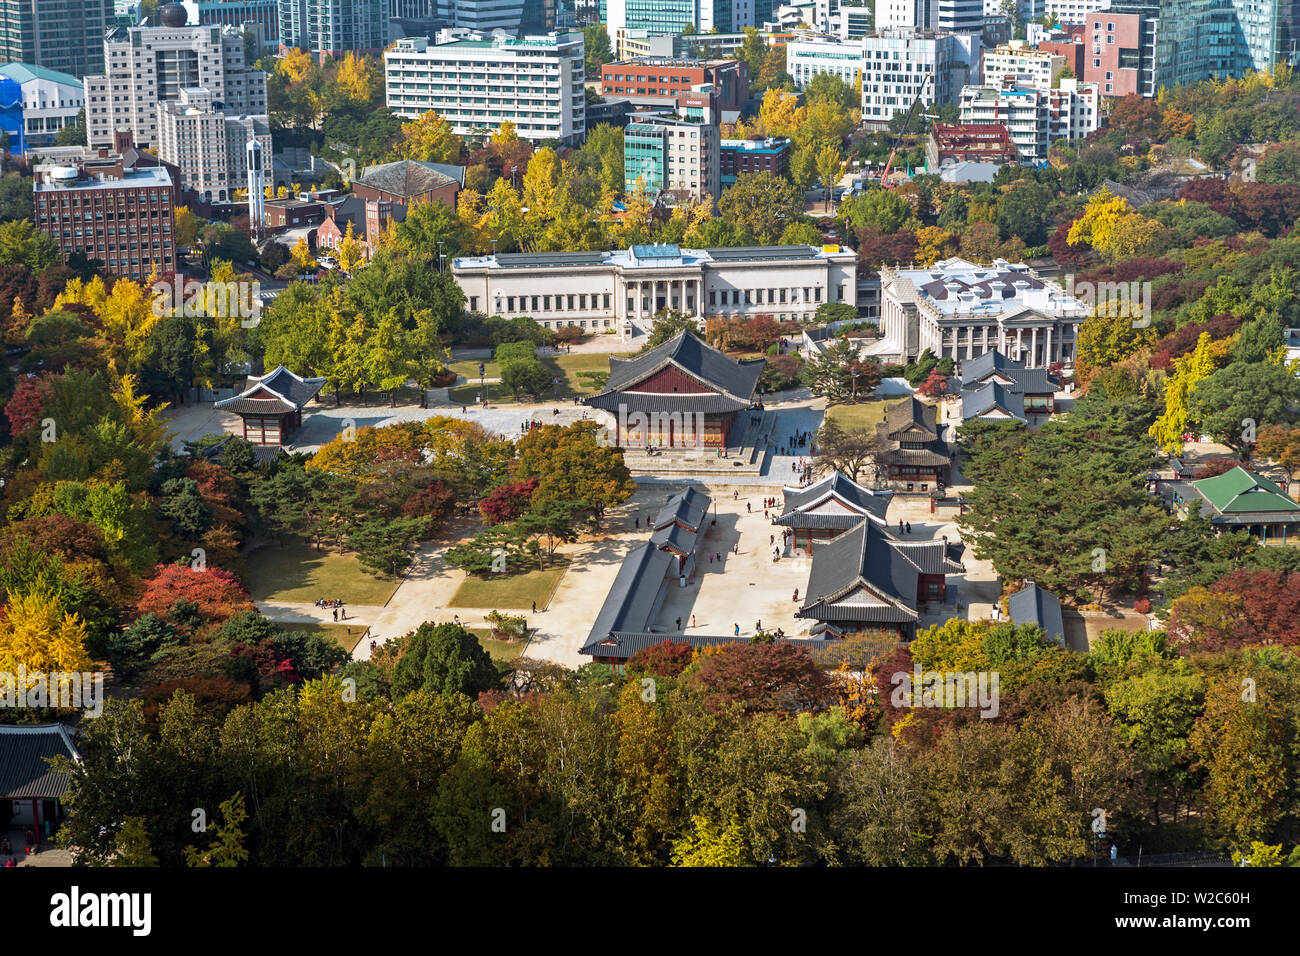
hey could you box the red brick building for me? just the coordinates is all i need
[1038,37,1085,80]
[351,159,461,210]
[926,123,1019,170]
[33,157,177,282]
[600,58,748,115]
[720,137,791,187]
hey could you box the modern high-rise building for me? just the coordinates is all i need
[623,89,720,203]
[959,76,1097,161]
[1099,0,1300,91]
[875,0,981,32]
[84,5,268,149]
[0,0,115,81]
[385,29,586,143]
[861,29,968,128]
[983,39,1065,89]
[180,0,280,50]
[603,0,762,39]
[277,0,386,55]
[157,87,272,203]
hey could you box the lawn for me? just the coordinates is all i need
[825,398,892,431]
[279,621,365,654]
[446,351,629,405]
[468,627,531,662]
[243,540,399,606]
[447,561,569,610]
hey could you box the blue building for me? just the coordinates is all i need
[0,76,25,154]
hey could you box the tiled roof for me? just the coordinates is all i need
[0,723,79,799]
[215,366,326,414]
[356,159,460,198]
[961,381,1026,421]
[1191,467,1300,515]
[798,519,963,626]
[882,395,939,441]
[584,543,674,646]
[591,331,764,404]
[654,486,710,532]
[1008,581,1065,646]
[778,471,892,525]
[584,392,752,415]
[960,349,1056,394]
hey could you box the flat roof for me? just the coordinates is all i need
[35,165,172,192]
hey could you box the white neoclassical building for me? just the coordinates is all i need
[451,243,859,341]
[878,256,1089,368]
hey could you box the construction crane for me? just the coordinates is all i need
[880,73,932,189]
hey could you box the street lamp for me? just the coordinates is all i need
[437,240,445,273]
[850,367,860,401]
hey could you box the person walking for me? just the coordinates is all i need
[793,588,799,602]
[734,623,740,636]
[905,521,912,534]
[676,617,682,631]
[691,615,696,628]
[332,607,338,622]
[532,600,537,613]
[747,501,751,513]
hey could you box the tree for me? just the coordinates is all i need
[815,144,845,213]
[583,24,613,76]
[184,792,250,867]
[639,309,702,352]
[112,817,159,867]
[804,339,881,401]
[1188,361,1300,456]
[670,815,749,866]
[399,110,463,164]
[514,421,635,521]
[390,622,499,700]
[814,418,881,482]
[840,188,915,234]
[717,172,807,244]
[500,356,554,399]
[1149,333,1217,455]
[0,589,93,676]
[690,642,830,714]
[1256,424,1300,493]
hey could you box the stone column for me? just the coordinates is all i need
[1030,327,1038,367]
[1016,327,1023,361]
[1045,325,1053,366]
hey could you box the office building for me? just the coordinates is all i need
[0,63,83,148]
[385,30,585,144]
[84,7,268,150]
[181,0,279,48]
[604,0,764,38]
[624,90,720,203]
[720,136,790,186]
[861,29,965,128]
[33,157,177,281]
[875,0,982,32]
[277,0,386,55]
[959,77,1096,162]
[599,58,748,114]
[157,87,272,204]
[983,40,1065,90]
[0,0,115,82]
[786,34,867,87]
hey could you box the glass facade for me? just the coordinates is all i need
[624,122,667,195]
